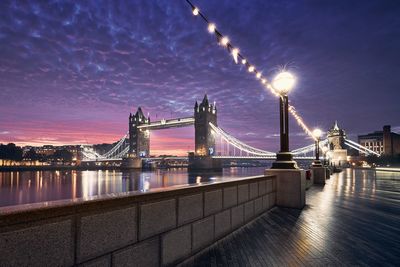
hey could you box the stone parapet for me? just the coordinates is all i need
[0,174,277,267]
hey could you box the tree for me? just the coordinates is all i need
[52,149,73,163]
[0,143,23,161]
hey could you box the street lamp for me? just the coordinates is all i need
[312,128,323,166]
[271,71,298,169]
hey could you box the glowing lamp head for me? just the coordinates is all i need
[192,7,199,16]
[208,23,216,33]
[272,71,295,95]
[313,128,322,139]
[322,146,329,153]
[220,36,229,46]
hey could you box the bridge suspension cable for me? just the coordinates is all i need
[185,0,317,141]
[344,138,380,156]
[81,132,129,161]
[291,139,328,155]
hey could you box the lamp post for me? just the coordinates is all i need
[312,128,323,166]
[322,146,328,166]
[271,71,298,169]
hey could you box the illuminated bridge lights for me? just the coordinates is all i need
[137,117,195,130]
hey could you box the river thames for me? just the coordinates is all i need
[1,167,399,208]
[0,167,269,207]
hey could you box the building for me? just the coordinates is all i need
[358,125,400,156]
[326,121,348,166]
[35,145,56,156]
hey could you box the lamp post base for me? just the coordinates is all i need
[271,152,298,169]
[312,160,323,167]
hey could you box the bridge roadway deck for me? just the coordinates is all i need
[181,169,400,266]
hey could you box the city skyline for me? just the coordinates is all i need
[1,0,400,155]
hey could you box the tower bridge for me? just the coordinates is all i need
[81,96,378,168]
[128,94,216,159]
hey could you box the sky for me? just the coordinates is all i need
[0,0,399,155]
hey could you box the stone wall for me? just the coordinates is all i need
[0,175,276,267]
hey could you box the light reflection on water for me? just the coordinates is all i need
[2,167,399,208]
[0,167,266,207]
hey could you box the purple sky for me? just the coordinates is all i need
[0,0,399,155]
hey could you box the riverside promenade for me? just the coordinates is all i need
[182,169,400,266]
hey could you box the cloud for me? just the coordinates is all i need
[0,0,399,153]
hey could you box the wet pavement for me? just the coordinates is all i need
[182,169,400,266]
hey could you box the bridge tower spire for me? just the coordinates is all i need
[129,107,150,157]
[194,94,217,156]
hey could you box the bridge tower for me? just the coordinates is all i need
[194,94,217,156]
[189,94,221,171]
[129,107,150,157]
[327,121,347,166]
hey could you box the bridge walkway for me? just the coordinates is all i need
[180,169,400,266]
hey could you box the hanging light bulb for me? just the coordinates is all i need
[208,23,216,33]
[192,7,199,16]
[248,65,255,73]
[220,36,229,46]
[256,72,261,79]
[241,59,247,65]
[231,48,239,64]
[262,79,266,84]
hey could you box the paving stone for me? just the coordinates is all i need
[204,189,223,216]
[231,204,244,229]
[140,199,176,240]
[258,180,267,196]
[78,207,137,262]
[244,201,255,221]
[162,225,191,266]
[266,179,273,193]
[254,197,263,215]
[238,184,249,204]
[262,194,270,210]
[223,186,237,208]
[112,237,159,267]
[178,193,203,225]
[214,209,231,239]
[0,219,73,267]
[192,216,214,252]
[249,182,259,199]
[269,192,276,207]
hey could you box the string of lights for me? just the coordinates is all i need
[185,0,317,141]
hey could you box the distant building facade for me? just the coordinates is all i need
[358,125,400,156]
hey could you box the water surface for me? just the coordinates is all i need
[0,167,266,207]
